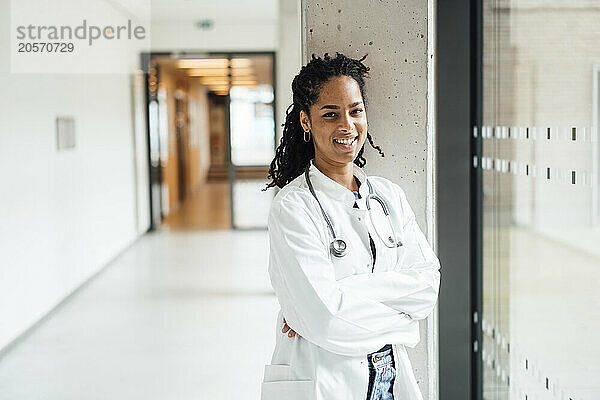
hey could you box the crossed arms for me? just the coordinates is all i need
[267,186,441,357]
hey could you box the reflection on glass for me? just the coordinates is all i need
[480,2,600,399]
[230,85,275,166]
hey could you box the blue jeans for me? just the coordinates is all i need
[366,344,396,400]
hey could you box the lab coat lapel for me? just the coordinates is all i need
[307,159,369,208]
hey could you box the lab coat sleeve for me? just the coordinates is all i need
[335,184,441,320]
[268,192,420,356]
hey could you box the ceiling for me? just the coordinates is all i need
[155,54,273,95]
[150,0,278,22]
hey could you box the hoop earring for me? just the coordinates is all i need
[303,130,311,142]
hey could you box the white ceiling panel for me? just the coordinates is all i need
[150,0,278,23]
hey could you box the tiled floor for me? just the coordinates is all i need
[0,229,280,399]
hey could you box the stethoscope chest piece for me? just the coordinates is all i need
[330,238,348,258]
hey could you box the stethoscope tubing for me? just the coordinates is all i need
[304,164,402,258]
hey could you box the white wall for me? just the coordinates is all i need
[0,0,143,352]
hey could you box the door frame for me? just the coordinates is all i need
[436,0,483,399]
[140,50,277,231]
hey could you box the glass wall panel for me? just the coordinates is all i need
[230,84,275,166]
[227,54,276,229]
[480,1,600,399]
[229,54,275,167]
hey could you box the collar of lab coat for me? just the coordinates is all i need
[307,158,370,208]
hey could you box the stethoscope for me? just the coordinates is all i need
[304,164,403,258]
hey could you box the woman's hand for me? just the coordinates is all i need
[282,317,301,338]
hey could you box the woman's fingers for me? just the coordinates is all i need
[285,326,301,338]
[282,317,301,338]
[288,329,301,338]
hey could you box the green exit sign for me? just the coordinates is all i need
[194,19,214,30]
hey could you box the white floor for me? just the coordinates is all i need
[481,224,600,400]
[0,229,280,400]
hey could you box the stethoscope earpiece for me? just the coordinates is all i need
[363,181,403,249]
[389,236,403,247]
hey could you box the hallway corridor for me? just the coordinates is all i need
[0,229,278,399]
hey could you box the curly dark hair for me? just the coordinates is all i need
[263,52,384,190]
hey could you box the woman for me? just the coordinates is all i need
[261,52,441,400]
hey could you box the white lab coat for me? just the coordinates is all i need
[261,158,441,400]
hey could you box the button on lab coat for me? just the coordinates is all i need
[261,159,441,400]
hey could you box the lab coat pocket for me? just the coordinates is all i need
[262,364,315,400]
[263,364,291,381]
[261,380,315,400]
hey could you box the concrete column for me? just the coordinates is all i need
[301,0,437,398]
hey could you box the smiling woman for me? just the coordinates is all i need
[261,52,441,400]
